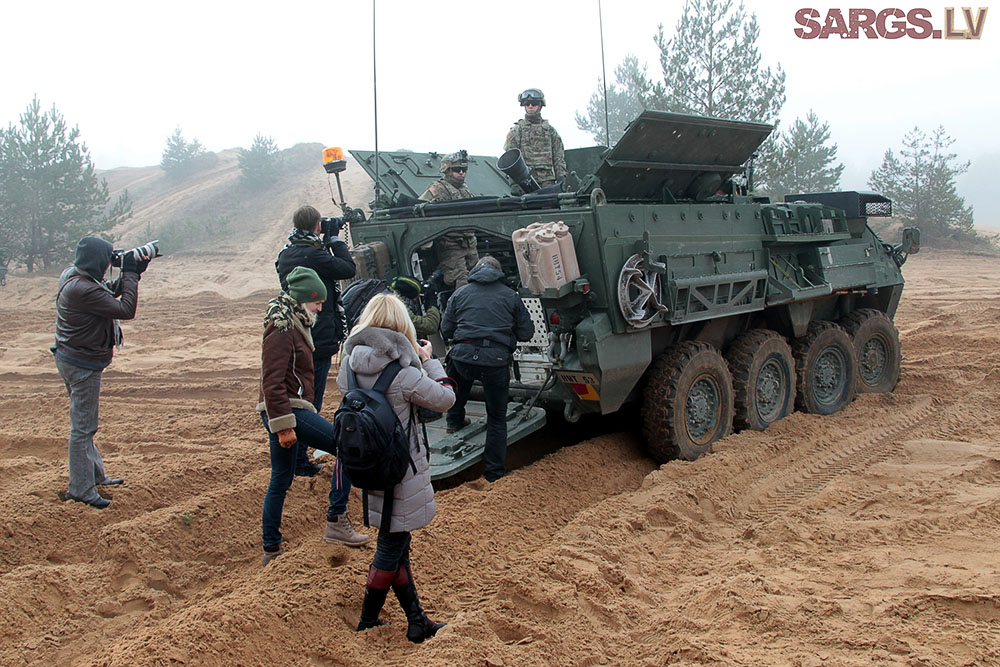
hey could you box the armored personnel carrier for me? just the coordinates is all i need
[342,110,918,478]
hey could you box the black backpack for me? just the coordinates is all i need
[333,360,416,531]
[341,279,389,332]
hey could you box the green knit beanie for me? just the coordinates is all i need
[286,266,327,303]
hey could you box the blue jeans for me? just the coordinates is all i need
[446,359,510,482]
[55,356,109,503]
[372,529,411,571]
[296,354,334,469]
[260,409,351,548]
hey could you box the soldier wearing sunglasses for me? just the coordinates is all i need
[420,150,479,288]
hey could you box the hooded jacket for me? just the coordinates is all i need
[276,234,355,358]
[337,326,455,532]
[52,237,139,370]
[441,262,535,367]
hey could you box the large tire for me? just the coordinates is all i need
[841,309,901,393]
[642,341,734,463]
[725,329,796,431]
[792,321,857,415]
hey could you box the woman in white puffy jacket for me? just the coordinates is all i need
[340,293,455,643]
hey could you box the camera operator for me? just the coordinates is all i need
[51,237,150,509]
[275,205,367,546]
[390,276,441,339]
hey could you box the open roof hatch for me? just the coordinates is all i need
[349,150,512,202]
[594,110,773,202]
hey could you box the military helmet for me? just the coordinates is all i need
[518,88,545,107]
[439,149,469,174]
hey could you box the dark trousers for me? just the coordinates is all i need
[372,529,411,572]
[296,353,334,469]
[446,359,510,482]
[260,409,350,548]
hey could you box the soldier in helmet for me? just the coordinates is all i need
[420,150,479,288]
[503,88,567,189]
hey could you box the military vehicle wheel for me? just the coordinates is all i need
[642,341,734,463]
[726,329,795,431]
[841,309,901,393]
[792,321,857,415]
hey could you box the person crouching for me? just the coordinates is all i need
[345,293,456,642]
[257,266,369,567]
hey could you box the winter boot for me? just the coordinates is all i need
[392,565,446,643]
[261,545,284,567]
[323,513,371,546]
[357,566,395,631]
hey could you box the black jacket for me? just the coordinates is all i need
[52,237,139,370]
[276,237,355,358]
[441,262,535,367]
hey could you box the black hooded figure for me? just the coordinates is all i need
[52,236,148,509]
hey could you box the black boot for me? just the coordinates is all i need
[392,566,446,643]
[357,567,394,631]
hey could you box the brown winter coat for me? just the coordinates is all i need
[257,297,317,433]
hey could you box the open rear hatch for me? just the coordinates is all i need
[425,401,546,480]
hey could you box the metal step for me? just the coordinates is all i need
[425,401,547,480]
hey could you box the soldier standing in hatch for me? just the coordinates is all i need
[420,150,479,289]
[503,88,567,189]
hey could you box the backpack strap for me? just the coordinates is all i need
[372,360,403,394]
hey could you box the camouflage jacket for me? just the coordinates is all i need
[420,178,472,202]
[503,118,567,187]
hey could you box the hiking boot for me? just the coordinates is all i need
[294,462,325,477]
[97,477,124,486]
[446,417,471,434]
[64,492,111,509]
[323,514,370,546]
[261,545,284,567]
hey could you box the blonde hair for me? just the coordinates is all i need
[353,293,420,353]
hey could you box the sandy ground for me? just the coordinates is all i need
[1,246,999,666]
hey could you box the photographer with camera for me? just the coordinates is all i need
[51,236,154,509]
[275,205,367,546]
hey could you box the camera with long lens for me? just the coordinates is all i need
[111,240,161,267]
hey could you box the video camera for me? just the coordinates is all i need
[111,240,161,267]
[420,268,444,311]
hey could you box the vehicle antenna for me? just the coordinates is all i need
[598,0,610,148]
[372,0,382,204]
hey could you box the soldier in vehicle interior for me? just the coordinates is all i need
[503,88,567,189]
[390,276,441,339]
[441,256,535,482]
[420,150,479,288]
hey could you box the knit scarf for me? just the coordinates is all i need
[285,228,324,247]
[264,292,316,332]
[525,111,543,124]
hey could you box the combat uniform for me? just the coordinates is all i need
[420,173,479,289]
[503,116,567,188]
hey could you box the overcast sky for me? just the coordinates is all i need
[3,0,998,221]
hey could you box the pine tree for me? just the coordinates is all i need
[757,110,844,198]
[576,56,658,146]
[0,97,131,271]
[654,0,785,123]
[237,133,281,187]
[160,127,215,180]
[869,126,974,241]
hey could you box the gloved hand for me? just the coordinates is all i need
[120,254,150,275]
[277,428,297,448]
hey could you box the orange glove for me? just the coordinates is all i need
[277,428,297,448]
